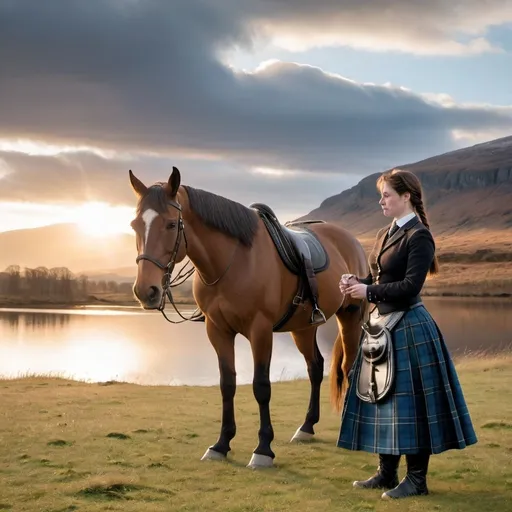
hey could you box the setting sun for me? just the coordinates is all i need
[73,202,134,237]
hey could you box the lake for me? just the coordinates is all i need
[1,297,510,386]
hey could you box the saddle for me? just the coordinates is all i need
[250,203,329,330]
[356,307,405,403]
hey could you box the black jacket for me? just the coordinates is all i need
[360,216,435,314]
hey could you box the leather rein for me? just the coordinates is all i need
[135,199,235,323]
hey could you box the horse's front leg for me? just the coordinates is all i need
[201,321,237,462]
[247,323,275,469]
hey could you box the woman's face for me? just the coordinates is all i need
[379,182,410,218]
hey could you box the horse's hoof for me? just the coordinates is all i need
[201,448,226,461]
[290,427,314,443]
[247,453,274,469]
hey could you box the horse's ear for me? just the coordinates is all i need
[129,170,148,197]
[168,166,181,197]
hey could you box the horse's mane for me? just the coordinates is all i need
[182,186,259,247]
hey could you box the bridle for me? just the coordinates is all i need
[136,199,186,278]
[135,199,237,323]
[135,199,201,323]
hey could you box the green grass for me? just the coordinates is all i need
[1,356,512,511]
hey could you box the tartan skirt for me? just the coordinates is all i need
[337,303,478,455]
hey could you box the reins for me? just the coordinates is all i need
[135,199,236,324]
[196,240,240,286]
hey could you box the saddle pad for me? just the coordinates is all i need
[284,226,329,273]
[250,202,329,275]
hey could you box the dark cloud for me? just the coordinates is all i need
[0,0,511,206]
[0,150,357,220]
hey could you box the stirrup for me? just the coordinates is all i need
[310,306,326,325]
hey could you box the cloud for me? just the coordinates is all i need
[0,0,511,214]
[244,0,512,55]
[0,150,358,221]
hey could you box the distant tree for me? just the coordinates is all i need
[0,264,138,302]
[35,267,50,297]
[107,280,119,293]
[51,267,74,301]
[118,282,133,294]
[0,272,8,294]
[96,280,107,293]
[48,268,60,296]
[5,265,21,295]
[77,275,89,298]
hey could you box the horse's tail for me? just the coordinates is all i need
[329,328,346,413]
[329,299,369,412]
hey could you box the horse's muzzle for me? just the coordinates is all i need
[133,284,162,309]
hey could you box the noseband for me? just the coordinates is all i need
[136,199,186,271]
[135,199,188,309]
[136,199,185,267]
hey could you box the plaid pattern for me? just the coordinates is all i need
[337,304,478,455]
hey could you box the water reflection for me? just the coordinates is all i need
[0,298,510,385]
[423,297,512,356]
[316,297,512,357]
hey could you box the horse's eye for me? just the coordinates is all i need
[166,221,176,230]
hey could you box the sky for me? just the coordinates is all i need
[1,0,512,235]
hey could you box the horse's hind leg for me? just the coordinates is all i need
[201,321,237,462]
[289,326,324,442]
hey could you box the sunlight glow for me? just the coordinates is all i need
[0,138,118,158]
[451,129,511,143]
[252,166,290,177]
[0,201,136,235]
[0,202,75,232]
[61,332,143,383]
[72,202,135,237]
[0,328,144,384]
[251,166,310,178]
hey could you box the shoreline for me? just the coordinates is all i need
[0,291,511,310]
[2,351,511,386]
[0,297,197,309]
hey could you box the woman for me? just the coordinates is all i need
[337,169,477,500]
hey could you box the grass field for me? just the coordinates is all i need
[1,356,511,511]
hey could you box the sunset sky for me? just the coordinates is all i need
[1,1,512,236]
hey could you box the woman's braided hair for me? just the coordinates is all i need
[377,169,439,275]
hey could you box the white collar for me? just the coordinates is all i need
[395,212,417,228]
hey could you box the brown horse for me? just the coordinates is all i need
[129,167,368,468]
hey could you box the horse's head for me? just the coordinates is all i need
[129,167,187,309]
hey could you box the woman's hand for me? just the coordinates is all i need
[339,274,358,293]
[346,283,367,300]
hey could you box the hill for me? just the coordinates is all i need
[301,135,512,295]
[80,267,138,284]
[0,223,136,275]
[303,135,512,242]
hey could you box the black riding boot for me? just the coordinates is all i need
[382,453,430,499]
[353,454,400,489]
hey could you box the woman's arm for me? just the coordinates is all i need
[366,230,435,303]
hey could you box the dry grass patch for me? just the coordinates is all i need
[0,355,511,511]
